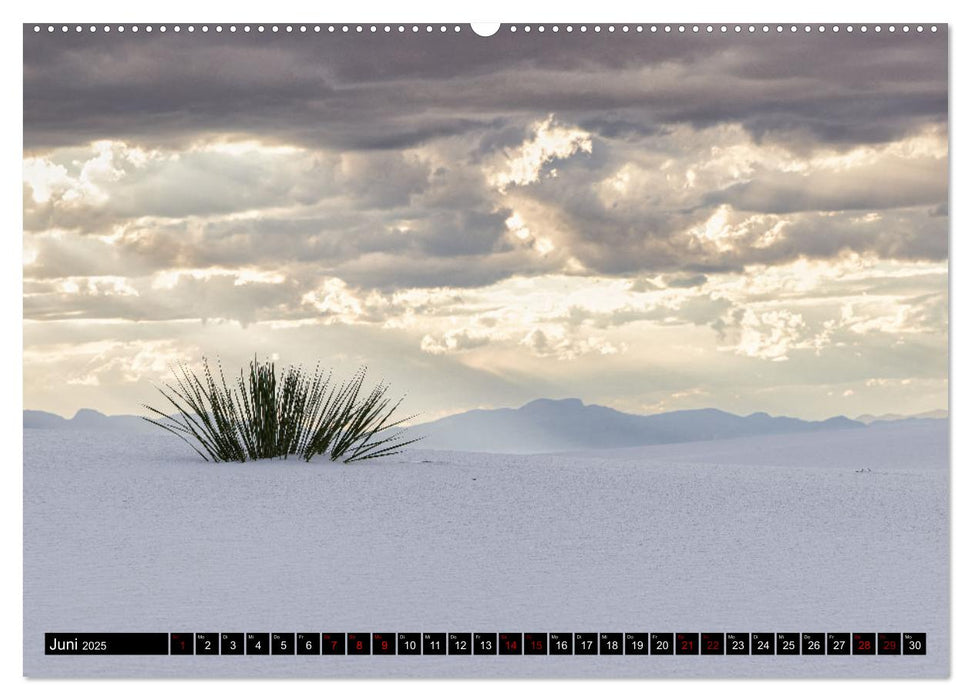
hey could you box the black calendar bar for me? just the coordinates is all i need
[44,632,927,655]
[45,633,169,655]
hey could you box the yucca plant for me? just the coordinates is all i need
[143,357,421,463]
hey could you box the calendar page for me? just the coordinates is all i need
[22,22,948,678]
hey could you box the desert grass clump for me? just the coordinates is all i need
[143,357,420,463]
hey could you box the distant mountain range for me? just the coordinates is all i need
[405,399,870,453]
[24,401,947,454]
[855,409,948,425]
[23,408,156,433]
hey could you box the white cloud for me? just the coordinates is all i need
[732,309,811,361]
[419,330,491,355]
[53,276,139,297]
[301,278,365,321]
[23,140,139,207]
[520,327,623,360]
[151,268,287,290]
[489,115,592,192]
[21,121,947,419]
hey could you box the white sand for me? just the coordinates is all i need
[23,421,948,678]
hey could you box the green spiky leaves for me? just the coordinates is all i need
[143,357,421,463]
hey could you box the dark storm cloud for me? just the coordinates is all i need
[23,27,947,152]
[706,155,947,213]
[556,205,948,276]
[665,273,709,288]
[21,26,951,424]
[770,209,949,261]
[22,26,950,314]
[25,194,523,284]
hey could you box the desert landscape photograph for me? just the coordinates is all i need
[22,23,948,678]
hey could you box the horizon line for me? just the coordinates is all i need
[23,399,949,425]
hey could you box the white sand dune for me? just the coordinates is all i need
[23,421,948,678]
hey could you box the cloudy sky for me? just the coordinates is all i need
[23,25,948,421]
